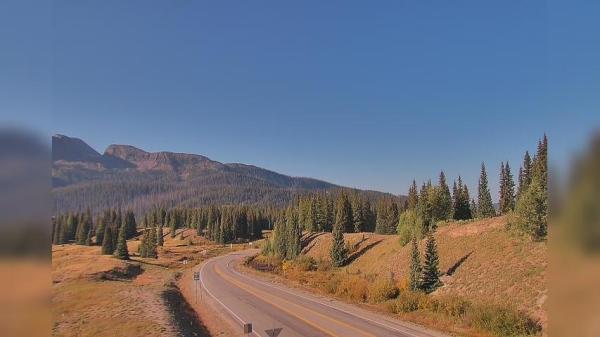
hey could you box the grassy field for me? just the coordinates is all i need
[51,228,239,337]
[247,216,547,337]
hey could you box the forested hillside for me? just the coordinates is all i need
[52,134,396,214]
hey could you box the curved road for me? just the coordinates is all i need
[195,250,448,337]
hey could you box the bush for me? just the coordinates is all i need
[316,258,332,272]
[335,275,369,302]
[324,274,342,294]
[368,276,399,303]
[467,304,541,337]
[429,295,471,318]
[389,290,427,313]
[294,255,317,271]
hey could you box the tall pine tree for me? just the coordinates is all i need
[421,233,441,293]
[113,221,130,260]
[330,217,348,267]
[409,237,422,291]
[477,163,496,218]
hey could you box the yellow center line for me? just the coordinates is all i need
[213,262,377,337]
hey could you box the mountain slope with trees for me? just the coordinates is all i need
[52,134,397,214]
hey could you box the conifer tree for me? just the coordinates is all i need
[170,215,177,238]
[330,218,348,267]
[421,233,441,293]
[147,226,158,258]
[272,215,287,259]
[432,171,452,221]
[512,135,548,240]
[101,226,114,255]
[499,162,515,213]
[417,182,433,233]
[139,230,148,257]
[408,237,422,291]
[335,193,353,233]
[113,221,129,260]
[477,163,496,218]
[407,180,419,210]
[157,225,164,246]
[124,210,137,239]
[285,207,301,259]
[354,199,366,233]
[518,151,533,199]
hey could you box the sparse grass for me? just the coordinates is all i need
[52,229,237,337]
[247,216,546,337]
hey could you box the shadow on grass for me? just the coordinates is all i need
[301,232,327,253]
[446,251,473,276]
[345,239,383,265]
[162,284,211,337]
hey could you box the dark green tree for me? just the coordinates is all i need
[408,236,422,291]
[432,171,452,221]
[335,193,353,233]
[407,180,419,210]
[285,206,301,259]
[477,163,496,218]
[330,218,348,267]
[101,226,114,255]
[157,225,164,246]
[499,162,516,214]
[421,233,441,293]
[113,221,130,260]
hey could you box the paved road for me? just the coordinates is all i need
[194,250,449,337]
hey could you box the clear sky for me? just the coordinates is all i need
[1,1,599,199]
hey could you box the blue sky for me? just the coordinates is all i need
[1,1,599,199]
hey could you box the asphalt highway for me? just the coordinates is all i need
[195,250,449,337]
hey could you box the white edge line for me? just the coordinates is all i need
[199,257,262,337]
[230,256,440,337]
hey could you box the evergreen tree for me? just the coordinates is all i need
[169,214,177,238]
[417,182,433,233]
[330,218,348,267]
[147,226,158,258]
[113,221,130,260]
[272,215,287,259]
[408,237,422,291]
[499,162,515,213]
[432,171,452,221]
[335,194,353,233]
[285,207,301,259]
[421,233,441,293]
[407,180,419,210]
[352,197,365,233]
[518,151,533,199]
[124,210,137,239]
[157,225,164,246]
[101,226,114,255]
[477,163,496,218]
[512,135,548,240]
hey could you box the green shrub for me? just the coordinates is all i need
[368,276,399,303]
[429,295,471,318]
[468,304,541,337]
[389,290,427,313]
[294,255,317,271]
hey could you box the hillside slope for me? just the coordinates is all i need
[52,134,396,213]
[303,216,547,326]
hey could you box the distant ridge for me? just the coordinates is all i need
[52,135,399,213]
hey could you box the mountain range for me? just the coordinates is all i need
[52,134,394,214]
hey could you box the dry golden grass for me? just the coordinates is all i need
[303,216,546,325]
[51,228,244,337]
[249,216,546,336]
